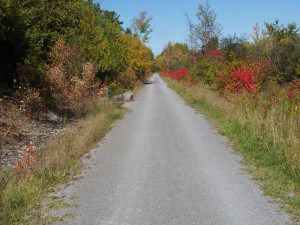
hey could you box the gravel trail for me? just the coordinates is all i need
[53,74,290,225]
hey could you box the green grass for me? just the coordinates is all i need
[167,79,300,221]
[0,99,125,224]
[47,200,72,211]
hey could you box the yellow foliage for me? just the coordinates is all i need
[122,34,153,77]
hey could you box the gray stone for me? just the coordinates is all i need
[44,111,61,123]
[123,92,134,101]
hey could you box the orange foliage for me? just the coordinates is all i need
[46,41,99,114]
[13,141,37,174]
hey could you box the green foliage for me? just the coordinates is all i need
[220,34,248,61]
[196,57,222,85]
[264,21,300,83]
[0,0,153,90]
[131,11,153,43]
[21,0,84,67]
[0,0,27,85]
[265,20,298,41]
[96,7,123,28]
[173,43,189,53]
[93,6,127,74]
[297,64,300,75]
[122,34,153,79]
[155,42,190,71]
[0,0,89,87]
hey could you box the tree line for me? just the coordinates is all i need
[0,0,153,114]
[157,1,300,88]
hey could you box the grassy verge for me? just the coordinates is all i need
[0,99,125,224]
[166,78,300,221]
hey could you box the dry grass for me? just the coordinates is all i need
[167,78,300,220]
[0,98,125,224]
[177,80,300,176]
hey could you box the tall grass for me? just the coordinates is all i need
[0,99,125,224]
[167,78,300,219]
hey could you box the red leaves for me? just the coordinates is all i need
[287,79,300,100]
[227,68,257,94]
[161,68,189,80]
[13,141,37,174]
[204,50,223,58]
[203,50,224,63]
[160,68,168,77]
[169,69,189,80]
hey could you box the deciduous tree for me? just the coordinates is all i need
[131,11,153,43]
[187,1,222,53]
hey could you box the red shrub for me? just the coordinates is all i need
[204,50,224,58]
[227,67,257,94]
[160,68,189,80]
[13,141,37,174]
[217,59,243,90]
[160,68,168,77]
[287,79,300,101]
[168,69,189,80]
[248,58,272,89]
[203,50,224,64]
[188,76,198,85]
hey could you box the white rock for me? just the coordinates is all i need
[123,93,134,101]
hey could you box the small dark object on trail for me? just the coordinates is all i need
[144,80,156,84]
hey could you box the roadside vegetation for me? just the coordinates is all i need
[0,0,153,223]
[0,0,153,113]
[0,100,125,224]
[156,0,300,220]
[166,79,300,219]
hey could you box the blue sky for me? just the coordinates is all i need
[99,0,300,56]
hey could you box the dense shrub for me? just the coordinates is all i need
[0,0,27,86]
[203,50,224,59]
[196,58,222,85]
[265,21,300,83]
[0,0,153,95]
[46,41,98,115]
[247,58,272,89]
[287,78,300,102]
[117,67,137,90]
[220,34,248,62]
[226,67,257,94]
[216,59,242,90]
[160,68,189,80]
[155,42,190,72]
[122,34,154,80]
[168,69,189,80]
